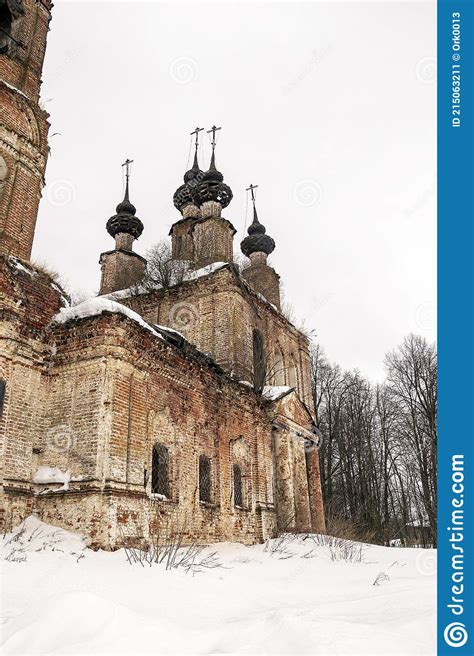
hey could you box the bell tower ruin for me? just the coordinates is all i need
[99,160,146,295]
[0,0,53,261]
[170,125,236,269]
[240,184,281,310]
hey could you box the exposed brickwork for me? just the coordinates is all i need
[242,252,281,310]
[99,249,147,295]
[1,255,323,547]
[170,216,235,267]
[170,218,195,261]
[0,0,52,261]
[123,266,313,408]
[0,3,326,546]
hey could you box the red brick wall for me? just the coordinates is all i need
[123,267,313,406]
[0,0,52,260]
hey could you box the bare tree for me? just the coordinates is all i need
[384,334,437,544]
[311,336,437,546]
[136,240,193,292]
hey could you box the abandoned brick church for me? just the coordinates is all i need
[0,0,325,548]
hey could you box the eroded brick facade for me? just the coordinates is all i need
[0,257,324,547]
[123,266,313,407]
[0,0,52,261]
[0,1,325,547]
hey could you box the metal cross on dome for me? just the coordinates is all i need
[190,126,204,148]
[246,183,259,205]
[207,125,222,151]
[121,158,134,184]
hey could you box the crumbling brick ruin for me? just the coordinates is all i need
[0,1,325,548]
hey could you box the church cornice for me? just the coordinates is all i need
[168,214,237,237]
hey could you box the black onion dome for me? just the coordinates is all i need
[183,150,203,183]
[115,197,136,215]
[202,151,224,183]
[240,206,275,257]
[173,151,203,210]
[106,183,144,239]
[173,183,194,211]
[191,152,233,208]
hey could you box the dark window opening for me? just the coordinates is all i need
[233,464,243,508]
[199,455,212,503]
[0,379,6,417]
[151,443,170,498]
[0,1,22,55]
[0,5,13,53]
[252,328,265,393]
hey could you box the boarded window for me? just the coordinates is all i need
[199,455,212,503]
[233,464,243,508]
[151,443,170,498]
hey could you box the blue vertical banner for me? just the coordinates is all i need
[438,0,474,654]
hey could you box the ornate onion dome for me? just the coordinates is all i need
[173,148,203,211]
[240,203,275,257]
[191,150,233,208]
[191,126,233,209]
[106,178,144,239]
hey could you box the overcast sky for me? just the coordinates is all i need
[33,1,436,381]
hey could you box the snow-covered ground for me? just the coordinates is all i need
[1,517,436,655]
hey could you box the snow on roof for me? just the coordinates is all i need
[262,385,293,401]
[7,256,70,306]
[184,261,228,281]
[255,291,278,312]
[102,262,229,301]
[8,256,38,277]
[154,324,185,339]
[1,79,29,100]
[52,298,164,340]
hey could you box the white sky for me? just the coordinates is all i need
[33,1,436,381]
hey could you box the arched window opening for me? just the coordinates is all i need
[288,358,298,390]
[0,5,13,53]
[273,349,285,386]
[151,443,170,498]
[199,455,212,503]
[233,464,243,508]
[252,328,265,392]
[0,2,21,55]
[0,379,6,417]
[0,156,8,202]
